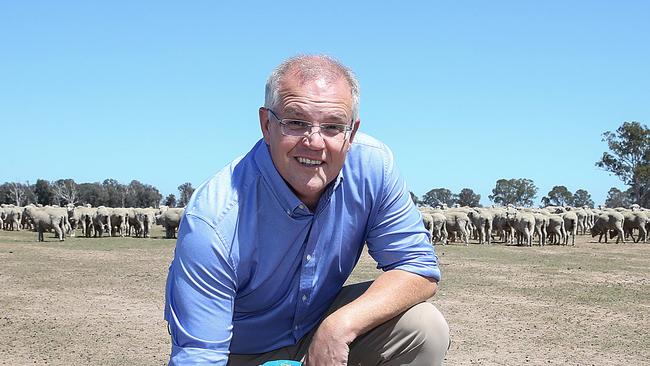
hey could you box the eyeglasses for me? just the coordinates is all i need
[266,108,353,141]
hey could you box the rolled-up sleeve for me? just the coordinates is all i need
[365,156,441,282]
[164,214,237,365]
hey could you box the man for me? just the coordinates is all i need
[165,55,449,365]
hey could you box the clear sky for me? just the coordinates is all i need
[1,1,648,206]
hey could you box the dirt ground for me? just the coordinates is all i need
[1,228,648,365]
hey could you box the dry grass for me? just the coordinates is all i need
[1,228,648,365]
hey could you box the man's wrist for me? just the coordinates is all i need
[321,310,359,344]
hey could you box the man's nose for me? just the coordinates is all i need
[302,128,326,149]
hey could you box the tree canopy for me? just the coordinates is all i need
[457,188,481,207]
[596,121,650,206]
[605,187,633,208]
[0,178,163,207]
[489,178,538,207]
[542,185,573,207]
[177,182,195,207]
[421,188,456,207]
[53,179,79,206]
[572,189,595,208]
[33,179,53,205]
[164,194,177,208]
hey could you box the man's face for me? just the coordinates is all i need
[259,75,359,209]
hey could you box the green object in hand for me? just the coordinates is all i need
[260,361,302,366]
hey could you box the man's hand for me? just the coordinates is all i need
[303,315,355,366]
[302,271,437,365]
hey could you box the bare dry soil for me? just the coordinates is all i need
[1,228,648,365]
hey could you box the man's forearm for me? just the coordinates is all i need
[322,269,438,342]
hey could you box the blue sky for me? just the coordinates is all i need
[1,1,648,206]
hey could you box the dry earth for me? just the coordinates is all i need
[1,228,648,365]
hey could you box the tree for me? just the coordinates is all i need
[8,182,27,206]
[126,180,162,208]
[605,187,633,208]
[0,178,165,208]
[0,184,9,204]
[421,188,456,207]
[596,121,650,205]
[102,179,128,207]
[53,179,79,206]
[23,181,37,205]
[33,179,54,205]
[0,183,18,204]
[637,169,650,207]
[142,184,162,208]
[177,182,195,207]
[489,178,538,207]
[543,185,573,207]
[572,189,594,208]
[77,182,108,207]
[457,188,481,207]
[540,196,550,207]
[164,194,177,208]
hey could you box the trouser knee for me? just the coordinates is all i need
[349,302,450,366]
[395,302,450,363]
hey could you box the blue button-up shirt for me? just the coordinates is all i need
[164,133,440,365]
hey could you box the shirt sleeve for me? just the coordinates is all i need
[164,213,237,365]
[365,153,441,282]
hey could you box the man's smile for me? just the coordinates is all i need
[295,157,324,166]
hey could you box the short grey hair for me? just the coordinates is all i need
[264,55,360,121]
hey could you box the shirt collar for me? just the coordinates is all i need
[254,140,308,216]
[253,139,345,216]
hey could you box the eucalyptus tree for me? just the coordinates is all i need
[457,188,481,207]
[543,185,573,207]
[596,121,649,206]
[572,189,594,208]
[33,179,54,205]
[164,194,177,208]
[53,179,79,206]
[605,187,633,208]
[489,178,538,207]
[177,182,195,207]
[422,188,456,207]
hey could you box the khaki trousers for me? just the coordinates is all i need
[228,281,450,365]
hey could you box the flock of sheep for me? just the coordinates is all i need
[0,204,185,241]
[418,204,650,246]
[2,203,649,246]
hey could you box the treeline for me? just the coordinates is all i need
[413,181,648,209]
[0,179,196,208]
[412,181,597,208]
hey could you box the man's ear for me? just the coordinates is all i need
[348,119,361,144]
[259,107,271,145]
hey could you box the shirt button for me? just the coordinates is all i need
[299,204,305,210]
[286,209,291,215]
[302,295,307,302]
[294,325,298,330]
[306,254,312,261]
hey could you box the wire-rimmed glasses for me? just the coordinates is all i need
[266,108,353,141]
